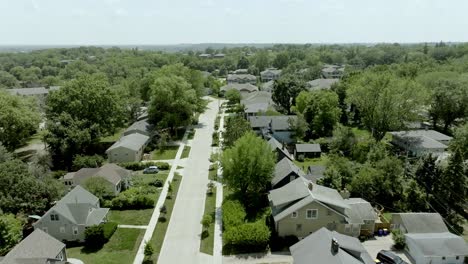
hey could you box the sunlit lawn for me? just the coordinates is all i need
[181,146,191,159]
[151,146,179,160]
[293,155,329,171]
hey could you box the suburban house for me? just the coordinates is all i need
[33,186,109,242]
[123,118,154,138]
[198,53,212,58]
[213,53,225,58]
[260,68,282,82]
[268,177,377,239]
[62,163,132,195]
[106,133,150,163]
[268,137,292,162]
[295,143,321,159]
[220,83,259,95]
[389,130,452,157]
[306,165,326,183]
[232,69,249,74]
[321,64,345,79]
[307,78,339,91]
[290,227,374,264]
[0,229,67,264]
[391,213,468,264]
[272,157,306,189]
[249,115,297,144]
[344,198,380,236]
[6,86,61,108]
[261,80,274,93]
[226,74,257,84]
[240,91,275,117]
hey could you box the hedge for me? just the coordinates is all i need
[224,222,270,252]
[222,200,246,229]
[84,222,118,248]
[109,188,156,210]
[72,155,105,171]
[119,161,170,171]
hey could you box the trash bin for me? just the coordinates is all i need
[383,228,388,236]
[378,229,383,236]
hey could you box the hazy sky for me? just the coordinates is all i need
[1,0,468,45]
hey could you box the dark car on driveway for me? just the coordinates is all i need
[376,250,408,264]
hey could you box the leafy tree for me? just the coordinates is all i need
[303,90,341,138]
[221,132,275,206]
[403,179,427,212]
[450,123,468,159]
[0,91,40,150]
[223,115,251,147]
[253,51,270,72]
[347,71,427,140]
[83,177,115,202]
[0,159,61,214]
[329,125,356,156]
[225,89,241,105]
[201,214,212,232]
[144,242,154,257]
[319,155,355,190]
[0,70,19,88]
[272,75,306,114]
[0,143,12,163]
[414,154,440,200]
[273,52,289,69]
[0,214,23,255]
[72,155,105,171]
[288,114,308,141]
[237,56,250,69]
[292,91,313,115]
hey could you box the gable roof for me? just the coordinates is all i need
[305,165,326,183]
[220,83,259,93]
[307,78,339,90]
[394,213,449,233]
[0,229,65,264]
[63,163,130,186]
[272,157,306,186]
[106,133,149,152]
[296,143,321,153]
[268,137,292,160]
[269,177,349,222]
[124,118,153,136]
[344,198,378,224]
[390,130,452,150]
[260,68,282,76]
[405,232,468,257]
[249,116,296,131]
[226,74,257,82]
[261,80,274,92]
[290,227,374,264]
[6,86,61,96]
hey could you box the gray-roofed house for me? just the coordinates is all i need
[249,115,297,144]
[322,64,345,79]
[307,78,339,91]
[272,157,306,189]
[260,68,282,82]
[123,118,154,138]
[306,165,326,183]
[106,133,149,163]
[0,229,67,264]
[226,74,257,85]
[240,91,275,117]
[213,53,225,58]
[290,227,374,264]
[268,177,365,238]
[344,198,380,236]
[261,80,274,93]
[62,163,132,195]
[33,186,109,242]
[268,137,292,162]
[6,86,61,108]
[389,130,452,157]
[295,143,321,159]
[220,83,259,95]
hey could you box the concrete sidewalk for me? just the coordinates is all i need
[158,99,219,264]
[118,225,148,229]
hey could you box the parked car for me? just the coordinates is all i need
[143,166,159,174]
[376,250,408,264]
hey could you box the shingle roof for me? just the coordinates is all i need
[220,83,258,93]
[290,228,374,264]
[106,133,149,152]
[272,157,306,186]
[6,87,58,96]
[261,80,274,92]
[307,78,339,90]
[405,232,468,257]
[390,130,452,150]
[268,137,292,160]
[394,213,449,233]
[344,198,378,224]
[0,229,65,264]
[124,119,153,136]
[305,165,326,183]
[260,68,282,76]
[59,185,99,205]
[64,163,130,186]
[226,74,257,82]
[296,143,321,153]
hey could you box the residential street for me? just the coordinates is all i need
[158,98,220,264]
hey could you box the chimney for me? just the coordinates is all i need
[308,182,313,191]
[331,238,339,254]
[340,188,350,199]
[282,141,286,150]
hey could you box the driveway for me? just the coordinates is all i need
[158,98,219,264]
[362,235,414,263]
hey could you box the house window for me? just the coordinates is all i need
[60,227,65,233]
[73,227,78,235]
[345,224,351,233]
[442,257,445,260]
[456,256,459,260]
[291,211,298,218]
[296,224,302,232]
[50,214,59,221]
[306,209,318,219]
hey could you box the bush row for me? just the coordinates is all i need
[224,222,270,252]
[119,161,170,171]
[107,187,156,210]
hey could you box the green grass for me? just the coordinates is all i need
[101,128,126,143]
[151,146,180,160]
[181,146,191,159]
[108,209,154,225]
[208,165,218,181]
[132,172,169,186]
[200,189,217,255]
[188,129,195,140]
[149,174,183,262]
[293,155,329,171]
[67,228,144,264]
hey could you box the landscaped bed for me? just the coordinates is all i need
[200,187,217,255]
[67,228,144,264]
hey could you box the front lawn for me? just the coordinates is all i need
[67,228,144,264]
[293,154,329,171]
[200,188,217,255]
[151,146,180,160]
[132,172,169,186]
[181,146,191,159]
[148,174,183,262]
[108,209,154,225]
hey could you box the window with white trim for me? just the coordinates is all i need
[306,209,318,219]
[291,211,298,218]
[50,214,59,221]
[73,226,78,235]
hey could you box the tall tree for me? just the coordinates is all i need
[303,90,341,138]
[329,125,357,156]
[223,115,251,147]
[253,51,270,72]
[237,56,250,69]
[0,214,23,255]
[272,75,306,114]
[450,123,468,159]
[414,154,440,201]
[273,52,289,69]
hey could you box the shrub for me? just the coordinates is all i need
[84,222,117,248]
[51,170,67,179]
[222,200,246,229]
[102,222,118,240]
[224,222,270,252]
[144,242,154,257]
[392,229,406,250]
[212,132,219,146]
[109,189,156,210]
[118,161,170,171]
[72,155,104,170]
[201,214,212,230]
[149,179,163,187]
[207,182,215,195]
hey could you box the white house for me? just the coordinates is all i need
[106,133,149,163]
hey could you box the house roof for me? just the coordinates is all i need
[261,68,282,76]
[63,163,131,186]
[249,116,297,131]
[391,130,452,142]
[59,185,99,205]
[268,137,292,160]
[393,213,449,233]
[262,80,274,92]
[6,86,60,96]
[290,227,374,264]
[220,83,258,93]
[86,208,111,226]
[305,165,326,183]
[243,102,270,114]
[405,232,468,257]
[272,157,306,186]
[124,118,153,136]
[307,78,339,90]
[0,229,65,264]
[390,130,451,150]
[226,74,257,82]
[296,143,321,153]
[269,177,349,222]
[344,198,378,224]
[106,133,149,152]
